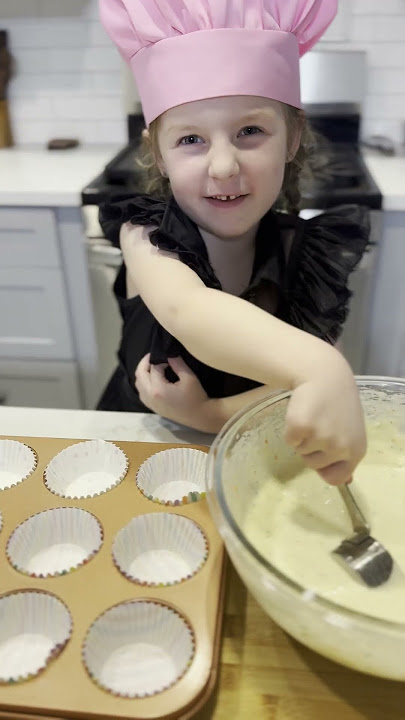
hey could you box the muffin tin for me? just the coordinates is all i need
[0,436,226,720]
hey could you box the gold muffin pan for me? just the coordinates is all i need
[0,436,226,720]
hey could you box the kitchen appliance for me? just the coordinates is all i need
[81,51,382,402]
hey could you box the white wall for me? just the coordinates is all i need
[1,0,405,146]
[326,0,405,145]
[1,0,127,144]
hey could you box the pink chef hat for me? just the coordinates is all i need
[100,0,338,126]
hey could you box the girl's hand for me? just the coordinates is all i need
[135,354,217,432]
[285,354,367,486]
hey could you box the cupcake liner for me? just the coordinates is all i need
[7,507,103,578]
[0,440,37,491]
[82,600,195,698]
[0,511,2,534]
[0,590,72,684]
[136,448,207,506]
[112,512,208,586]
[44,440,128,499]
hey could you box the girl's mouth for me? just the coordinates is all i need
[205,194,247,207]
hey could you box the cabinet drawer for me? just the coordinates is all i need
[0,268,74,360]
[0,360,81,409]
[0,208,60,268]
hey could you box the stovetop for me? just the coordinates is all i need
[82,108,382,211]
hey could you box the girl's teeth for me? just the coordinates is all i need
[212,195,239,201]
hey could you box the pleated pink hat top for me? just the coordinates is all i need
[100,0,338,125]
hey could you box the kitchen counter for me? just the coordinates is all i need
[0,145,120,206]
[2,405,405,719]
[362,148,405,211]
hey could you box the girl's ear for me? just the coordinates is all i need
[286,110,304,163]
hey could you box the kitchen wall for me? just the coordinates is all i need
[1,0,405,146]
[1,0,128,144]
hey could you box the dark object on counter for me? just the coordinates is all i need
[0,29,13,148]
[47,138,80,150]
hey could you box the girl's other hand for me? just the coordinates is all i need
[135,354,217,432]
[285,353,367,486]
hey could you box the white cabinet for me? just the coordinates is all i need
[0,206,97,410]
[0,208,60,267]
[0,267,74,360]
[365,211,405,377]
[0,360,80,409]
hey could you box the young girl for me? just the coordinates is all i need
[98,0,370,486]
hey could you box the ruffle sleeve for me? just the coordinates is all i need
[99,194,220,288]
[99,194,167,248]
[285,204,371,343]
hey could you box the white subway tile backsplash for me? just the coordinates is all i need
[14,49,52,74]
[82,46,121,72]
[369,69,405,95]
[4,20,91,48]
[373,17,405,42]
[0,0,40,18]
[365,94,405,120]
[52,96,123,121]
[364,44,405,69]
[353,0,405,14]
[10,96,53,120]
[350,16,375,43]
[37,0,95,19]
[4,0,405,147]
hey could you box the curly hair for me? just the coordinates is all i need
[136,103,319,215]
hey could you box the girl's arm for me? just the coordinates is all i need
[121,223,333,389]
[122,223,366,485]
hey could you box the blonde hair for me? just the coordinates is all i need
[136,103,317,214]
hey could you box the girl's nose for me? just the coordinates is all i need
[208,142,239,180]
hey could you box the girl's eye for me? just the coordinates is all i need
[178,135,203,145]
[239,126,262,137]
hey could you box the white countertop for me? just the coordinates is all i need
[0,144,403,211]
[0,145,120,207]
[362,149,405,212]
[0,406,214,446]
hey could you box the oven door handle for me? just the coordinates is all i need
[87,242,123,269]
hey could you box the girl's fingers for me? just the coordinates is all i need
[317,460,353,486]
[167,356,194,377]
[150,363,168,378]
[135,353,151,378]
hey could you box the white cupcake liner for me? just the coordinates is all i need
[136,448,207,506]
[7,507,103,578]
[112,512,208,586]
[82,600,195,698]
[44,440,128,499]
[0,439,37,491]
[0,590,72,684]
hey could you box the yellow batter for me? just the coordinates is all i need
[243,419,405,622]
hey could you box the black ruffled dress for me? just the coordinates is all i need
[97,194,370,413]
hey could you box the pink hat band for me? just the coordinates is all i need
[131,28,301,126]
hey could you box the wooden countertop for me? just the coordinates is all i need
[196,563,405,720]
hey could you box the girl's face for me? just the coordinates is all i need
[156,95,301,240]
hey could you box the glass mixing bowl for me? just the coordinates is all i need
[206,377,405,679]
